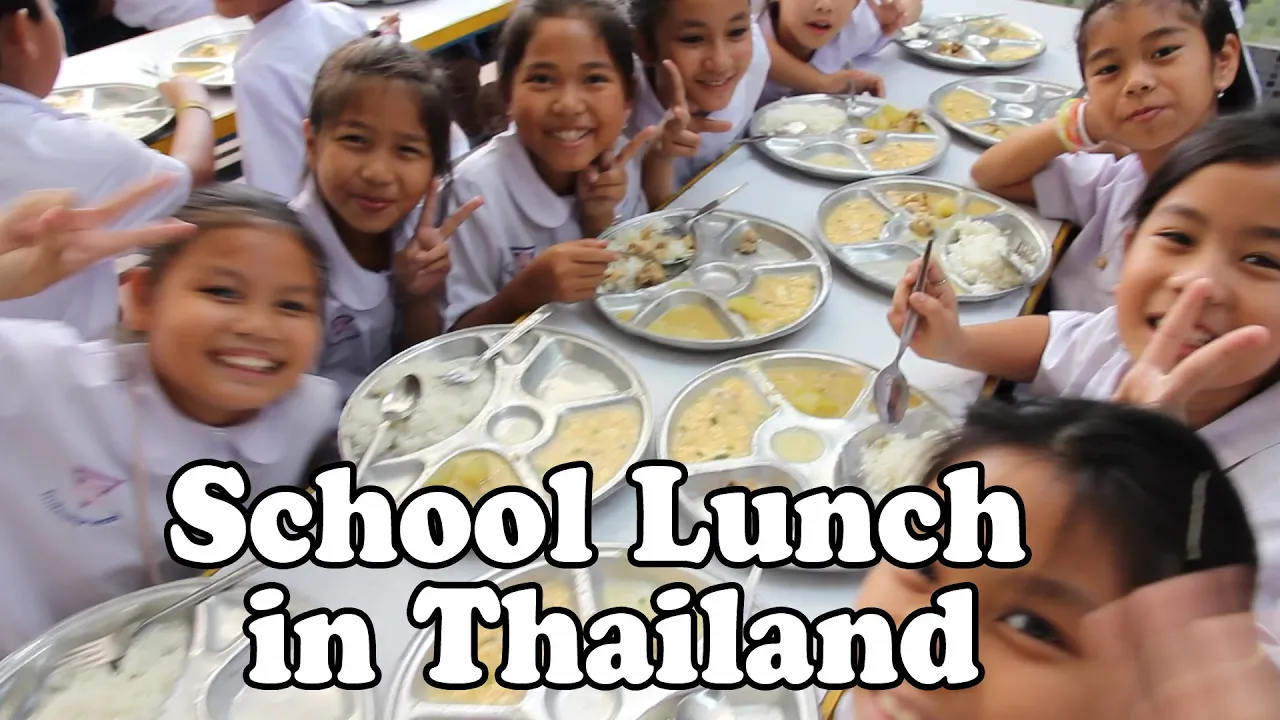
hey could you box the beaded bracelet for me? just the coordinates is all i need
[1055,98,1101,152]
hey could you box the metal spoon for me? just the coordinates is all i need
[439,305,553,386]
[872,229,937,426]
[662,182,747,242]
[354,373,422,479]
[733,120,809,145]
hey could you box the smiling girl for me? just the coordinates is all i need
[629,0,773,204]
[445,0,657,330]
[970,0,1250,313]
[295,38,482,402]
[890,108,1280,635]
[0,182,337,656]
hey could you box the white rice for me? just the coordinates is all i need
[941,219,1029,294]
[32,622,188,720]
[599,224,692,294]
[342,356,495,458]
[758,103,848,136]
[859,430,942,497]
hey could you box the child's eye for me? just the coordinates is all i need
[1092,63,1119,77]
[200,286,239,300]
[525,73,554,86]
[1153,44,1182,59]
[278,300,313,313]
[399,145,425,156]
[585,73,613,85]
[728,26,750,39]
[1156,230,1195,246]
[677,34,705,44]
[1243,253,1280,271]
[338,134,367,146]
[1002,611,1068,649]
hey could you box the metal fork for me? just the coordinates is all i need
[49,560,266,675]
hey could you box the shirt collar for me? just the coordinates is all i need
[1200,381,1280,472]
[494,128,576,229]
[239,0,310,59]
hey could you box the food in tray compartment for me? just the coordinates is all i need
[600,224,694,294]
[863,105,930,133]
[647,303,734,340]
[859,430,943,496]
[805,152,855,169]
[186,41,239,58]
[725,273,818,334]
[30,621,188,720]
[938,40,967,57]
[938,89,993,123]
[888,191,959,220]
[672,377,773,463]
[974,122,1022,140]
[766,365,865,418]
[101,114,162,138]
[425,584,574,705]
[426,451,521,502]
[772,427,825,463]
[966,198,1001,216]
[942,218,1034,293]
[533,362,619,403]
[736,226,761,254]
[854,130,879,144]
[532,405,641,486]
[976,21,1034,40]
[759,102,848,136]
[824,197,890,245]
[987,45,1039,62]
[343,357,494,459]
[172,62,224,80]
[868,141,938,171]
[45,90,83,111]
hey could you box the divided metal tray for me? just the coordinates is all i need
[747,94,950,182]
[168,30,248,89]
[929,76,1074,147]
[45,83,174,145]
[897,15,1047,71]
[338,325,653,506]
[596,209,832,352]
[816,177,1053,302]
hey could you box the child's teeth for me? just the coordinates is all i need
[219,355,275,370]
[553,130,587,141]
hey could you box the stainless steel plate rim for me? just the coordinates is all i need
[747,94,952,181]
[594,209,833,352]
[45,83,176,143]
[816,177,1053,302]
[168,30,248,88]
[895,15,1047,71]
[0,576,375,720]
[385,543,822,720]
[927,76,1075,147]
[656,349,955,573]
[337,324,655,508]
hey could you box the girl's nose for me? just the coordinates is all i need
[1169,257,1233,306]
[231,304,277,338]
[705,40,734,75]
[357,155,394,184]
[551,85,586,115]
[1123,69,1156,96]
[815,0,833,12]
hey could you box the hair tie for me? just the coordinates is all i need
[1186,470,1209,563]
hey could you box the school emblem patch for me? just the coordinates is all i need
[511,245,537,273]
[41,466,126,526]
[328,314,360,346]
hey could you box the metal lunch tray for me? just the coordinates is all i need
[656,351,954,571]
[815,177,1053,302]
[896,15,1047,71]
[0,577,374,720]
[595,210,832,352]
[747,94,951,182]
[337,325,654,506]
[385,544,822,720]
[168,30,248,89]
[928,76,1074,147]
[44,83,175,145]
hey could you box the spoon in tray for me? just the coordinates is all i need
[439,304,553,385]
[872,228,936,426]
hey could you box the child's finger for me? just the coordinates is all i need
[418,178,441,236]
[107,219,198,252]
[891,259,921,311]
[436,196,483,240]
[868,74,886,97]
[689,116,735,134]
[418,239,451,264]
[618,124,662,166]
[1164,325,1271,405]
[908,291,947,322]
[663,60,687,113]
[1142,280,1212,373]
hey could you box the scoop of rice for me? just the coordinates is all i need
[942,219,1025,293]
[859,430,942,497]
[759,103,847,136]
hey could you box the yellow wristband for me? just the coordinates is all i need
[175,100,211,115]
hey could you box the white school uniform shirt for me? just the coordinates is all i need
[1031,307,1280,660]
[756,0,892,108]
[112,0,212,30]
[444,128,649,330]
[629,19,773,191]
[292,179,421,403]
[0,320,338,657]
[0,84,192,341]
[1031,152,1147,313]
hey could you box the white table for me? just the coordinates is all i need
[220,0,1086,710]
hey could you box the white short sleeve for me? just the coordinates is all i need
[443,176,508,330]
[234,71,309,199]
[1031,153,1125,227]
[0,320,99,417]
[1029,307,1126,400]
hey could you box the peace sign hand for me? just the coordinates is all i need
[1112,279,1271,422]
[653,60,734,160]
[866,0,911,36]
[394,178,483,297]
[0,174,194,287]
[578,125,661,237]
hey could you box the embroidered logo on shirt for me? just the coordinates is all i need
[511,245,537,273]
[328,314,361,346]
[41,466,125,526]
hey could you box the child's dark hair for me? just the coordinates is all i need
[923,398,1257,595]
[497,0,637,101]
[0,0,42,21]
[1076,0,1253,112]
[142,183,329,300]
[309,37,455,177]
[1131,107,1280,225]
[630,0,753,52]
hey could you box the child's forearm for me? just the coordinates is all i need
[949,316,1050,384]
[452,278,539,331]
[969,121,1066,203]
[642,153,677,209]
[396,292,443,351]
[765,35,832,94]
[0,249,54,301]
[170,106,217,186]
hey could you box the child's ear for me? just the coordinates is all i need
[302,119,317,166]
[1123,227,1136,253]
[120,267,156,333]
[1213,34,1242,93]
[3,9,41,60]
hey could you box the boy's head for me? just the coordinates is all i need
[212,0,290,22]
[0,0,64,98]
